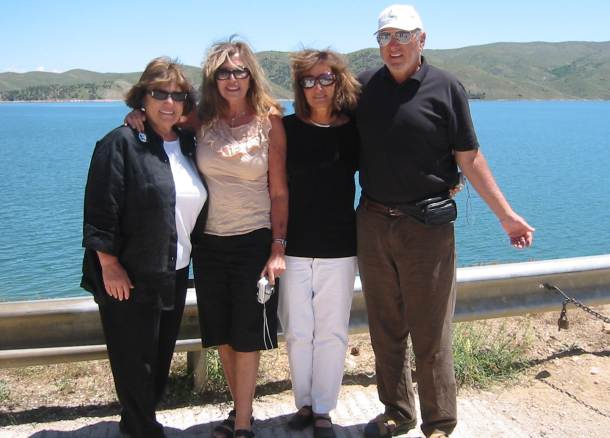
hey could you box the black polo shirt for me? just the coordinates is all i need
[356,57,479,204]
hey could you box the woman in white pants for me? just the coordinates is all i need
[279,49,360,438]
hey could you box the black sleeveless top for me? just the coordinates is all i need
[282,114,359,258]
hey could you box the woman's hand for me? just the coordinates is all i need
[97,252,134,300]
[261,243,286,285]
[124,109,146,132]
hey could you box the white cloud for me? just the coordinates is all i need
[0,65,63,73]
[0,65,27,73]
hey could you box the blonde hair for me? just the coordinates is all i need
[290,49,360,119]
[124,57,196,114]
[199,37,282,125]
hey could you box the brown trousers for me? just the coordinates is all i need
[357,203,457,436]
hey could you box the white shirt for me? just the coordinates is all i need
[164,139,207,270]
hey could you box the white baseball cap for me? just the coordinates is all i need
[375,4,424,34]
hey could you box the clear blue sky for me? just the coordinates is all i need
[1,0,609,73]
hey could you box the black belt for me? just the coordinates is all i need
[361,197,414,217]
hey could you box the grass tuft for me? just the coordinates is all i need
[0,379,9,403]
[452,320,532,388]
[205,348,227,392]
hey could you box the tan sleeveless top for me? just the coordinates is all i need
[196,116,272,236]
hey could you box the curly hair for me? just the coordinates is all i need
[198,36,282,125]
[290,49,360,119]
[124,57,196,114]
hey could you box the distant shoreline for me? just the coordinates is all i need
[0,98,296,104]
[0,99,123,103]
[2,98,609,104]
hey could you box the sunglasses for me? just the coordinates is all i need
[376,30,419,47]
[149,89,188,102]
[215,68,251,80]
[299,73,337,89]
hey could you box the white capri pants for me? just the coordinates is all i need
[278,255,357,413]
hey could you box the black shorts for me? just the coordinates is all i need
[192,228,278,352]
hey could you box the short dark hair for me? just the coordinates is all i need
[125,57,196,114]
[290,49,360,119]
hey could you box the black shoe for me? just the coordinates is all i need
[287,405,314,430]
[313,415,335,438]
[119,418,133,438]
[234,429,255,438]
[363,413,416,438]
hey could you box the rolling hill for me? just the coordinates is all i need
[1,41,608,101]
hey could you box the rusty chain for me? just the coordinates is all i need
[540,283,610,329]
[536,284,610,418]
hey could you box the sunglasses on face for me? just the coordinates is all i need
[299,73,337,89]
[376,30,419,47]
[149,89,188,102]
[215,68,251,80]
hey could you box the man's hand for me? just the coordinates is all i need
[456,149,535,249]
[500,213,535,249]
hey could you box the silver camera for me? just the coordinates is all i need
[257,277,275,304]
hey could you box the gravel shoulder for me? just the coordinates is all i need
[1,305,608,437]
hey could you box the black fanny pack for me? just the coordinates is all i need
[396,196,457,226]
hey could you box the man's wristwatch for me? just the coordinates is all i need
[272,238,287,248]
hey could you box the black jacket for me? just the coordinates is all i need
[81,123,208,306]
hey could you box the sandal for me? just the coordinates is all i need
[363,413,416,438]
[213,410,255,438]
[287,405,313,430]
[213,409,236,438]
[313,415,335,438]
[234,430,255,438]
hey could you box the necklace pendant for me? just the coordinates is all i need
[229,110,248,128]
[310,120,332,128]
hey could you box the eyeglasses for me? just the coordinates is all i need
[215,68,251,80]
[299,73,337,89]
[149,89,188,102]
[376,30,419,47]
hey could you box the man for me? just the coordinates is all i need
[355,4,534,438]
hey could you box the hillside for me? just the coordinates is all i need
[1,41,609,101]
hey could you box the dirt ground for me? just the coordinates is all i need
[1,305,608,436]
[461,305,610,437]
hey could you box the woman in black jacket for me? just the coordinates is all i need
[81,57,208,438]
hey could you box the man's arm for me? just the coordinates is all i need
[455,149,535,248]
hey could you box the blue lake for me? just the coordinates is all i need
[0,100,609,301]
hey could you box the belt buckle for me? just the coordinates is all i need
[388,207,402,217]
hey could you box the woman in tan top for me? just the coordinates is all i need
[124,38,287,438]
[193,39,287,438]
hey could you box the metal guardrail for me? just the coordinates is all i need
[1,254,609,368]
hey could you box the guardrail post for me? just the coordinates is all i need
[187,347,208,393]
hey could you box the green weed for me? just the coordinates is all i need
[452,320,531,388]
[0,379,9,402]
[205,348,227,392]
